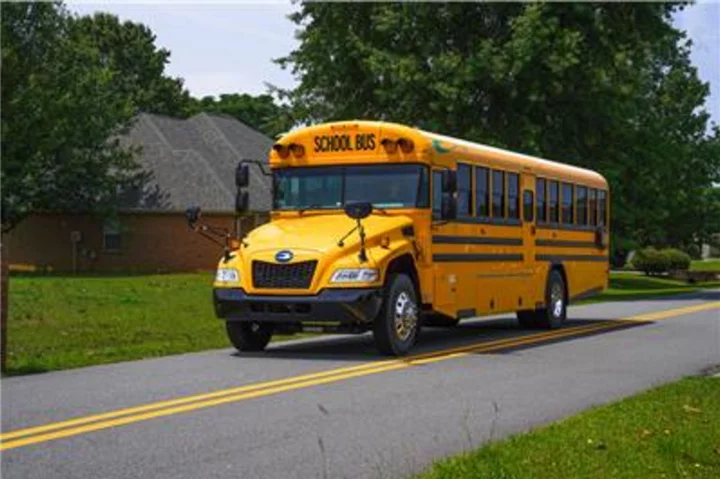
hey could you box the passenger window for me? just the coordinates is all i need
[549,180,559,223]
[561,183,574,224]
[457,163,472,217]
[523,190,534,222]
[432,171,443,220]
[588,188,597,226]
[475,167,489,217]
[576,186,588,226]
[508,173,520,219]
[598,190,607,226]
[536,178,546,222]
[492,170,505,218]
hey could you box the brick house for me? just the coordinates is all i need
[5,113,272,273]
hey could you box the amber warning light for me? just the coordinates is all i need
[272,143,305,159]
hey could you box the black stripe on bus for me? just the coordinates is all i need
[455,216,522,227]
[457,308,477,319]
[433,235,523,246]
[536,254,608,263]
[537,222,601,232]
[535,239,598,248]
[433,253,524,262]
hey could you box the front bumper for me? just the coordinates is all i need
[213,288,383,324]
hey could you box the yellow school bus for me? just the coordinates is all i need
[195,121,609,356]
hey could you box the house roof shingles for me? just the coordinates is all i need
[119,112,273,213]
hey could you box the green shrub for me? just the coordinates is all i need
[631,247,690,275]
[664,248,691,271]
[632,248,665,275]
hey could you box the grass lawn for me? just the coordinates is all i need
[5,271,720,375]
[580,272,720,304]
[691,259,720,272]
[418,376,720,479]
[5,273,302,376]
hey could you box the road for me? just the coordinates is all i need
[2,292,719,479]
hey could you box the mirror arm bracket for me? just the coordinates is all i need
[242,159,272,177]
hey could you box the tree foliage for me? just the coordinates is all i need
[277,2,720,252]
[70,12,190,117]
[186,93,293,138]
[1,2,190,232]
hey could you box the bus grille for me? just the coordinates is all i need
[252,260,317,289]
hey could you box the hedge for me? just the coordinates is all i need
[631,247,691,275]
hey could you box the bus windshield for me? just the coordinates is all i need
[273,164,429,211]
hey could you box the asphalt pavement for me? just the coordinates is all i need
[2,291,719,479]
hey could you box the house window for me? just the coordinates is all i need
[457,163,472,217]
[103,220,122,252]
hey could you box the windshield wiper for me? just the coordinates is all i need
[298,204,328,214]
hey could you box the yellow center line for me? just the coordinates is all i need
[0,323,600,442]
[2,301,718,451]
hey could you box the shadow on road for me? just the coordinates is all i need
[234,315,652,363]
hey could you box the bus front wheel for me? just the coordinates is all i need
[373,274,420,356]
[226,321,274,352]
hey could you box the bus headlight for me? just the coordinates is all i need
[216,268,240,283]
[330,268,379,283]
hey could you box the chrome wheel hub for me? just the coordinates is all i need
[551,283,564,318]
[394,291,418,342]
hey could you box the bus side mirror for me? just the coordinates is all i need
[442,170,457,193]
[236,162,250,188]
[186,205,201,228]
[236,191,249,214]
[441,193,456,220]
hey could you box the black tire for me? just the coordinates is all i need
[226,321,274,352]
[535,269,567,329]
[516,310,538,329]
[373,274,420,356]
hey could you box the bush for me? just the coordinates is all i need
[664,248,691,271]
[631,247,691,275]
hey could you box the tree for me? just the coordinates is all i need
[1,2,141,232]
[69,12,190,117]
[187,93,294,138]
[276,2,719,251]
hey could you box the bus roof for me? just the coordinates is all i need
[275,121,608,189]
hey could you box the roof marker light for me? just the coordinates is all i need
[289,143,305,158]
[398,138,414,153]
[272,143,290,159]
[381,138,398,154]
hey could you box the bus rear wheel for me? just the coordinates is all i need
[226,321,274,352]
[536,270,567,329]
[516,270,567,329]
[373,274,420,356]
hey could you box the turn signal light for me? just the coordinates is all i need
[381,138,398,154]
[229,238,241,250]
[272,143,290,159]
[398,138,414,153]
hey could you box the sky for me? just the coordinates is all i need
[68,1,719,124]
